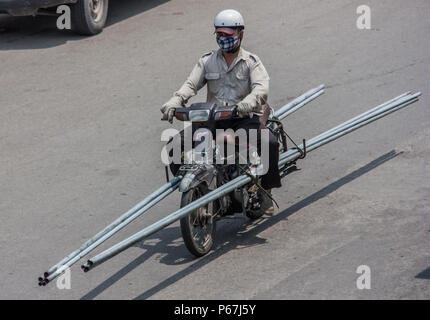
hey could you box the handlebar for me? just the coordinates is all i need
[161,104,238,123]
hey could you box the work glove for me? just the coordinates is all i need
[236,102,254,118]
[160,104,177,124]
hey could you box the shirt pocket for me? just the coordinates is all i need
[235,70,249,81]
[234,69,250,100]
[205,72,222,96]
[205,72,220,80]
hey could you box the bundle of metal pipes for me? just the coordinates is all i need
[38,176,183,286]
[39,85,326,286]
[273,84,325,120]
[79,90,420,274]
[39,86,421,285]
[278,91,421,166]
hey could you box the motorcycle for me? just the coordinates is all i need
[165,102,290,257]
[39,85,421,286]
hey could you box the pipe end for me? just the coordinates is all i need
[81,260,93,273]
[38,279,49,287]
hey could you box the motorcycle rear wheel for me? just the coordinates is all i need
[180,185,216,257]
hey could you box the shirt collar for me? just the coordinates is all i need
[217,47,246,71]
[217,47,245,58]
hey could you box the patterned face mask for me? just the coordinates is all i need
[216,36,239,52]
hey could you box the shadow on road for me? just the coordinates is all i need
[416,267,430,280]
[80,216,266,300]
[0,0,170,50]
[80,150,402,300]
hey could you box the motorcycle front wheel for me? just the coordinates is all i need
[180,185,216,257]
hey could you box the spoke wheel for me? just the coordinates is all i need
[180,186,216,257]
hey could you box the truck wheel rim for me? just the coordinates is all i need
[89,0,104,23]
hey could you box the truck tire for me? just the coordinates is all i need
[71,0,109,35]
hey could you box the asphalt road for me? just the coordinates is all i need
[0,0,429,300]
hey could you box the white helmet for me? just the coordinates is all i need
[214,9,245,31]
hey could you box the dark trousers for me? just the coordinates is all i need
[168,116,281,190]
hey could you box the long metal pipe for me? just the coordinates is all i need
[307,96,420,153]
[42,85,323,277]
[42,176,183,278]
[82,93,420,272]
[279,92,421,166]
[273,84,325,119]
[39,179,181,285]
[309,92,413,143]
[278,89,325,121]
[306,93,421,147]
[279,92,418,162]
[40,85,327,285]
[311,91,410,140]
[44,89,422,280]
[41,182,180,285]
[82,91,421,273]
[279,100,418,168]
[81,175,252,271]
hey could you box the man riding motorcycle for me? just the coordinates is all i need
[161,9,281,215]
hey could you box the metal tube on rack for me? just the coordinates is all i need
[306,93,420,146]
[82,91,421,274]
[279,92,418,162]
[43,176,183,278]
[39,85,326,284]
[40,179,181,286]
[273,84,325,119]
[309,92,412,143]
[279,93,421,166]
[306,96,420,153]
[277,89,325,121]
[82,175,252,271]
[41,86,326,280]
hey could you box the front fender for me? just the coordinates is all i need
[179,165,216,193]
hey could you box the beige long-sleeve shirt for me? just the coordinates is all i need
[164,48,270,116]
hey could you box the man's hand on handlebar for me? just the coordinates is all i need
[160,104,178,123]
[236,102,253,117]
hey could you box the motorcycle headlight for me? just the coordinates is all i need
[188,110,211,122]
